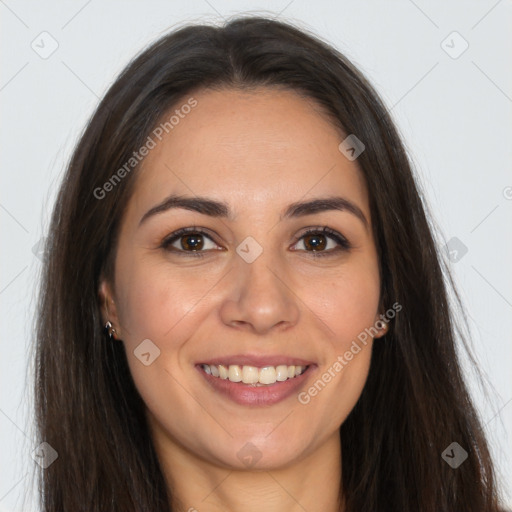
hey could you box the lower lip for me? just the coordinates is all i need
[196,365,315,406]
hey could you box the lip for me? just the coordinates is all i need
[196,363,316,406]
[198,354,315,367]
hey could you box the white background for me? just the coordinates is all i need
[1,1,511,510]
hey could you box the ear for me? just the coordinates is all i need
[373,309,389,339]
[98,279,121,337]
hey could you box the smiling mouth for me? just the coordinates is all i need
[200,363,309,385]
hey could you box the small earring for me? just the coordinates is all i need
[377,320,389,334]
[104,320,117,340]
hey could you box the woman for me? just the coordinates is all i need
[33,15,505,512]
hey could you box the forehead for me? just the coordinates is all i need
[128,87,369,221]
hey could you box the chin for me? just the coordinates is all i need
[204,433,310,471]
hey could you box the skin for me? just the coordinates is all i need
[100,87,387,512]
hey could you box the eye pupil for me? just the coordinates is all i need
[304,234,326,251]
[182,234,204,250]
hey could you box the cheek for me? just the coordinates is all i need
[301,259,380,410]
[112,255,207,418]
[114,254,207,344]
[310,259,381,348]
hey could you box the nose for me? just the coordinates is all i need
[219,250,300,335]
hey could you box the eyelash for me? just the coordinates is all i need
[159,226,352,259]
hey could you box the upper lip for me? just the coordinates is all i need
[198,354,315,367]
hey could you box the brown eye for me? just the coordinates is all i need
[302,233,327,251]
[292,227,351,257]
[161,227,220,257]
[179,233,205,251]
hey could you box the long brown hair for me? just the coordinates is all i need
[32,15,504,511]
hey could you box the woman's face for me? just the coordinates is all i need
[101,87,385,470]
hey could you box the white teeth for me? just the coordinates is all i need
[228,364,242,382]
[275,365,288,382]
[259,366,277,385]
[218,364,229,379]
[242,365,259,384]
[201,363,308,384]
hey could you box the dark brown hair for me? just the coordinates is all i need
[32,14,505,512]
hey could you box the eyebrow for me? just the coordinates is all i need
[138,194,369,229]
